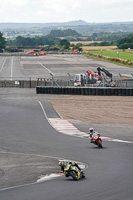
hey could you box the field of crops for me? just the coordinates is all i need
[87,50,133,61]
[82,46,117,51]
[70,41,102,45]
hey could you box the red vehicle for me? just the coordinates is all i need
[28,51,36,55]
[74,67,113,87]
[39,51,47,56]
[74,70,103,86]
[72,49,79,54]
[92,133,103,148]
[86,70,103,81]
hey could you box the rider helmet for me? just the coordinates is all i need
[59,161,68,168]
[89,127,94,134]
[59,161,63,166]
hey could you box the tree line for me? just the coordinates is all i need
[49,29,81,37]
[0,32,6,52]
[0,31,133,51]
[117,34,133,49]
[7,35,60,47]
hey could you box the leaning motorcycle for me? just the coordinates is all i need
[64,163,85,180]
[92,133,103,148]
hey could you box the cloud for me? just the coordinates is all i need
[0,0,133,23]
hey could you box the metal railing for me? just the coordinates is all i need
[0,76,133,88]
[0,77,74,88]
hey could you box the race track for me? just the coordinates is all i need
[0,54,133,200]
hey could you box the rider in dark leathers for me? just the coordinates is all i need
[59,161,81,172]
[59,161,85,178]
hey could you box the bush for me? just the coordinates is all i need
[117,34,133,49]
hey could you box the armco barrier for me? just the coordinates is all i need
[36,86,133,96]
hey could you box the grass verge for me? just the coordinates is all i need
[83,51,133,68]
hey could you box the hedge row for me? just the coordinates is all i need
[85,52,133,66]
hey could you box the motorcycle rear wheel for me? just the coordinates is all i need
[70,171,79,180]
[81,172,85,178]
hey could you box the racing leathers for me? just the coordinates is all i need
[59,161,81,172]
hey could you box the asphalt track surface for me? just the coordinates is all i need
[0,89,133,200]
[0,55,133,199]
[0,54,133,80]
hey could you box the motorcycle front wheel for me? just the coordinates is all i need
[97,140,103,148]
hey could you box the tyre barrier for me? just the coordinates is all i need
[36,86,133,96]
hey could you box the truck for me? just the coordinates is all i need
[74,67,113,87]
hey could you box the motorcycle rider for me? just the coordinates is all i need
[89,127,102,143]
[89,127,95,143]
[59,161,85,178]
[59,161,68,173]
[59,161,81,172]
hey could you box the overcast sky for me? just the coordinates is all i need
[0,0,133,23]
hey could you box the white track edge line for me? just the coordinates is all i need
[0,152,87,191]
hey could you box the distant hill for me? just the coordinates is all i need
[0,20,88,30]
[1,20,133,38]
[1,20,133,30]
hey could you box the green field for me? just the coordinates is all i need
[89,50,133,61]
